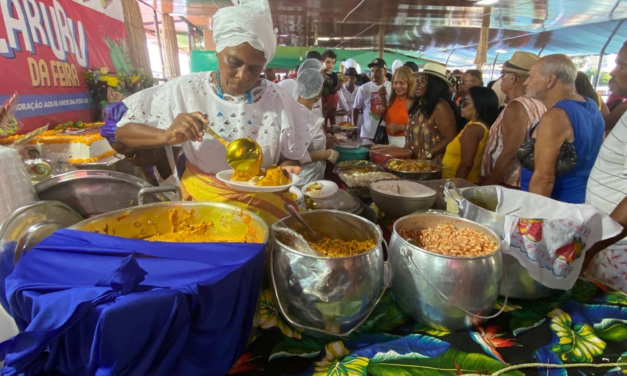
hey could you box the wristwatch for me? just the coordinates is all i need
[425,151,433,159]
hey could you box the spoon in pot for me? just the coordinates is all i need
[204,124,263,176]
[284,203,322,241]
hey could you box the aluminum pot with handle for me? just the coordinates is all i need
[443,181,556,300]
[389,213,507,331]
[35,170,176,219]
[271,210,387,337]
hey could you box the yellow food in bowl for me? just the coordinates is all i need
[386,159,439,173]
[257,166,291,186]
[308,237,376,257]
[145,208,264,243]
[338,122,355,128]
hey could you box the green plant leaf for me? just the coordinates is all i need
[352,293,408,335]
[314,356,369,376]
[366,348,525,376]
[571,279,598,303]
[593,319,627,341]
[548,309,606,363]
[269,341,322,361]
[605,291,627,306]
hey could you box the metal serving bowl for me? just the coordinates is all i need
[271,210,386,336]
[444,182,557,300]
[35,170,173,219]
[384,159,443,181]
[389,213,504,331]
[70,202,268,244]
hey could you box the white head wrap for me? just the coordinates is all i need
[213,0,277,65]
[392,60,403,73]
[297,59,323,75]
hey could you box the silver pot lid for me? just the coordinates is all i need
[0,201,83,267]
[309,189,362,213]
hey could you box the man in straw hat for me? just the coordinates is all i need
[482,51,547,187]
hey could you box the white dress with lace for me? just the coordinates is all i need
[117,71,314,174]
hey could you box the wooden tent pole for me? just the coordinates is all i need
[378,17,388,59]
[594,19,626,88]
[474,6,491,72]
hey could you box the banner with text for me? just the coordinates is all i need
[0,0,127,132]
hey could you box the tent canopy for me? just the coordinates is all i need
[190,47,428,73]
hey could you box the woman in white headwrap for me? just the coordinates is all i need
[115,0,314,225]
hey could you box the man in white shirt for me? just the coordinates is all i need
[336,67,359,125]
[584,41,627,291]
[353,58,392,139]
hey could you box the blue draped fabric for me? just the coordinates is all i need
[100,102,128,144]
[0,229,266,376]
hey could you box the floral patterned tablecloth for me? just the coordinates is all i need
[229,278,627,376]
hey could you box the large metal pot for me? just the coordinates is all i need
[444,182,556,300]
[271,210,386,336]
[35,170,174,218]
[389,213,505,331]
[70,202,268,243]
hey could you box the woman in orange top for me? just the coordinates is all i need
[384,67,415,147]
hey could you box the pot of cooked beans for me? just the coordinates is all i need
[389,213,506,331]
[270,210,386,337]
[444,182,557,300]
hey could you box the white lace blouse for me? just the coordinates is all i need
[117,72,314,174]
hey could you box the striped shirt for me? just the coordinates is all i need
[585,111,627,217]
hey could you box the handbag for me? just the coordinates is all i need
[373,116,389,145]
[517,138,578,176]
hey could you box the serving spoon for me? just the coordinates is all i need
[203,124,263,176]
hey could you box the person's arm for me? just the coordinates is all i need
[583,197,627,269]
[352,87,364,131]
[116,112,207,150]
[483,102,529,185]
[455,123,485,180]
[307,149,335,162]
[603,101,627,135]
[528,108,573,197]
[386,123,407,133]
[421,101,457,159]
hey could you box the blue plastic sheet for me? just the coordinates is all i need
[0,229,266,376]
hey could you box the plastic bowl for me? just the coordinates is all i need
[369,179,437,218]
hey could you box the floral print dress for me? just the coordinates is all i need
[405,111,442,162]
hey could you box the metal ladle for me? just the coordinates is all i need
[284,203,322,241]
[204,125,263,175]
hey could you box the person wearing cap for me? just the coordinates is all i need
[337,67,360,125]
[353,58,392,139]
[293,68,339,187]
[278,58,325,118]
[482,51,547,188]
[115,0,315,225]
[405,63,459,162]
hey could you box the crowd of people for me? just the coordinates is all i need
[112,0,627,291]
[262,44,627,291]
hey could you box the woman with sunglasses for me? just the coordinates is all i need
[442,86,499,183]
